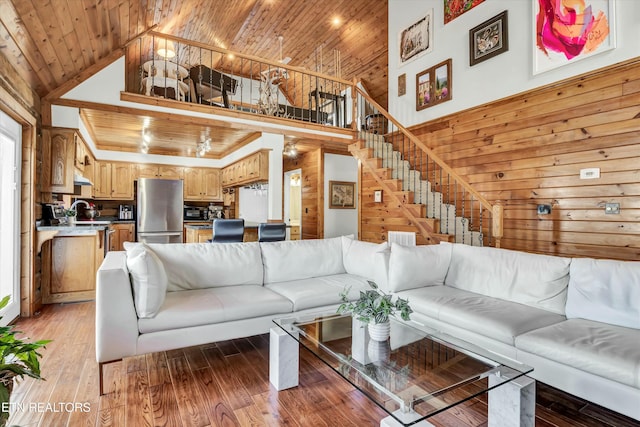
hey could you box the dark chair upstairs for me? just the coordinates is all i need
[258,222,286,242]
[211,218,245,243]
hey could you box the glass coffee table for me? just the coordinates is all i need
[271,313,535,427]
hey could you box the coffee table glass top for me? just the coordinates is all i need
[273,313,532,425]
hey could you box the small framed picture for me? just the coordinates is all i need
[329,181,356,209]
[469,10,509,66]
[398,73,406,96]
[416,59,452,111]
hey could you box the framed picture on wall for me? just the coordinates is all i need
[416,59,452,111]
[329,181,356,209]
[445,0,485,24]
[533,0,616,74]
[398,73,406,96]
[399,10,433,66]
[469,10,509,66]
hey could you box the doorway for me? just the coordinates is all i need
[284,169,302,239]
[0,110,22,324]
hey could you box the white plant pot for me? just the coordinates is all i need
[368,321,390,342]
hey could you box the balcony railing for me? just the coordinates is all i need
[124,32,354,129]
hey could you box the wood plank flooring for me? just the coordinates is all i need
[6,302,639,427]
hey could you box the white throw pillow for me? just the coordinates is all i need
[388,243,452,292]
[566,257,640,329]
[124,242,168,318]
[341,236,389,290]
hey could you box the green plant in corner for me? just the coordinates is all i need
[337,280,413,324]
[0,296,50,426]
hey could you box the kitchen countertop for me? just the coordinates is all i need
[184,220,261,230]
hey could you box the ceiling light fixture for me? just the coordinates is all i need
[195,129,212,158]
[284,142,298,158]
[157,39,176,59]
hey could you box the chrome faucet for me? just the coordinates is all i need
[69,199,90,212]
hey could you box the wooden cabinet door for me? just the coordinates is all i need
[183,168,203,200]
[42,128,75,193]
[247,153,260,180]
[111,224,134,251]
[158,166,183,179]
[111,163,134,199]
[137,165,158,179]
[202,169,222,201]
[45,235,97,303]
[93,161,112,198]
[74,133,86,172]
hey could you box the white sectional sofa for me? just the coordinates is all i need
[95,237,640,421]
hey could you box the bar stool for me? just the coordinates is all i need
[211,219,245,243]
[258,222,286,242]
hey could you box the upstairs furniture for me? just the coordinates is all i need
[258,222,286,242]
[141,60,189,101]
[188,65,237,107]
[309,88,347,127]
[211,218,245,243]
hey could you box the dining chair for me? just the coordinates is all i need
[211,218,245,243]
[258,222,286,242]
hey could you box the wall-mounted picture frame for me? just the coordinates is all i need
[469,10,509,66]
[329,181,356,209]
[533,0,615,74]
[398,73,406,96]
[399,10,433,66]
[445,0,485,24]
[416,59,452,111]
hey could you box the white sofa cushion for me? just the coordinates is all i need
[341,236,389,290]
[266,273,370,311]
[515,319,640,388]
[399,286,566,345]
[138,285,293,334]
[123,242,168,318]
[566,257,640,330]
[445,244,570,315]
[388,243,452,292]
[261,237,346,284]
[144,242,263,291]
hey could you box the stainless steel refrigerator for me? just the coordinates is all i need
[137,178,184,243]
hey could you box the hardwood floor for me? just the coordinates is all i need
[7,302,639,427]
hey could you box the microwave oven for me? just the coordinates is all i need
[184,207,203,220]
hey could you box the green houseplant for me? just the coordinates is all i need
[0,296,50,426]
[337,281,413,341]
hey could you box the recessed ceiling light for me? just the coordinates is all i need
[332,16,342,27]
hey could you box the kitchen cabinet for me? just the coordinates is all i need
[41,233,104,303]
[221,150,269,187]
[137,164,184,179]
[94,161,134,199]
[110,223,134,251]
[74,135,88,172]
[185,226,213,243]
[290,225,301,240]
[184,168,222,201]
[42,128,76,193]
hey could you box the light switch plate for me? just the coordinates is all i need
[374,190,382,203]
[580,168,600,179]
[605,203,620,214]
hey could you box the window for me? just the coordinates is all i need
[0,111,21,324]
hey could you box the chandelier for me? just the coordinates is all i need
[283,141,298,158]
[195,129,212,158]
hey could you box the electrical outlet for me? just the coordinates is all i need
[580,168,600,179]
[605,203,620,214]
[537,204,551,215]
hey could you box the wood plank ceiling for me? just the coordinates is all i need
[0,0,388,158]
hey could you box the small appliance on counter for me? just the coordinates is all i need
[118,204,134,220]
[184,206,204,220]
[42,203,66,225]
[209,205,224,219]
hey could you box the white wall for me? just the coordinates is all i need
[323,153,358,238]
[389,0,640,127]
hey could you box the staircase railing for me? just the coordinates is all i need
[352,85,503,248]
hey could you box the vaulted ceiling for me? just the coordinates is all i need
[0,0,388,108]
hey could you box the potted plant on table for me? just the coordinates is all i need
[337,281,413,341]
[0,296,50,426]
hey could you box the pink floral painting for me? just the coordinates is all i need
[534,0,615,74]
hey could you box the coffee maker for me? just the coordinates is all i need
[42,203,66,225]
[118,204,134,220]
[208,205,224,219]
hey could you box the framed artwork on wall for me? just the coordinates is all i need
[416,59,452,111]
[399,10,433,66]
[329,181,356,209]
[469,10,509,66]
[444,0,485,24]
[398,73,406,96]
[533,0,616,74]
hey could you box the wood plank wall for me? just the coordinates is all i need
[284,148,324,240]
[361,58,640,261]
